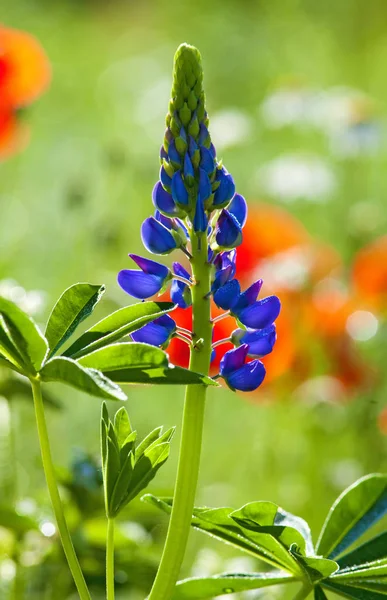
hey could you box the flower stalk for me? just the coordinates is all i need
[106,518,115,600]
[31,378,91,600]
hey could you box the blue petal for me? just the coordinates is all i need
[189,136,199,158]
[219,344,249,377]
[200,146,215,174]
[226,360,266,392]
[118,270,164,299]
[233,279,263,312]
[228,193,248,227]
[198,123,209,145]
[131,314,176,346]
[171,171,189,206]
[193,194,208,232]
[209,143,216,158]
[180,126,187,142]
[141,217,177,255]
[213,168,236,206]
[171,279,191,308]
[237,324,277,357]
[129,254,169,279]
[215,210,242,249]
[213,278,241,310]
[160,145,168,160]
[173,262,191,279]
[160,166,172,189]
[152,181,178,216]
[184,153,194,179]
[199,168,212,202]
[237,296,281,329]
[212,263,234,293]
[155,210,173,229]
[168,140,181,165]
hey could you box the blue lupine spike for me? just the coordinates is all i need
[193,193,208,233]
[176,218,189,238]
[155,210,173,229]
[213,168,236,207]
[118,255,170,299]
[152,181,179,216]
[209,143,216,158]
[200,146,215,174]
[165,128,174,144]
[212,263,234,293]
[213,278,241,310]
[171,262,192,308]
[160,165,172,189]
[171,171,189,206]
[225,359,266,392]
[228,193,248,227]
[233,279,263,312]
[198,122,209,145]
[131,314,176,347]
[215,210,242,249]
[168,139,181,165]
[184,152,195,179]
[141,216,178,255]
[173,262,191,280]
[189,135,199,158]
[199,168,212,202]
[237,296,281,329]
[231,324,277,358]
[160,145,168,160]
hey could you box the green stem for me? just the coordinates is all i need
[31,378,91,600]
[148,231,212,600]
[293,583,313,600]
[106,518,115,600]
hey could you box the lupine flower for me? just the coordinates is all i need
[231,324,276,357]
[131,314,176,348]
[171,263,192,308]
[118,44,281,393]
[0,25,50,159]
[220,344,266,392]
[118,254,171,299]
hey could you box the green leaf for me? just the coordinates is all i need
[142,496,304,576]
[108,363,218,386]
[125,443,171,505]
[114,407,132,447]
[135,426,164,458]
[289,546,338,583]
[64,301,175,358]
[40,356,127,401]
[315,586,329,599]
[45,283,105,357]
[105,436,121,514]
[172,572,295,599]
[0,297,48,372]
[231,501,314,555]
[332,560,387,583]
[338,533,387,569]
[323,580,387,599]
[0,317,26,372]
[109,451,134,517]
[316,474,387,559]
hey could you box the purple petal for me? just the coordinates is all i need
[131,314,176,346]
[237,296,281,329]
[215,210,242,249]
[233,279,264,311]
[168,140,181,165]
[128,254,169,279]
[228,193,248,227]
[213,168,236,207]
[141,217,177,255]
[238,324,277,357]
[226,360,266,392]
[193,193,208,232]
[173,262,191,279]
[220,344,249,377]
[200,146,215,174]
[213,279,241,310]
[199,168,212,202]
[118,270,164,299]
[171,171,189,205]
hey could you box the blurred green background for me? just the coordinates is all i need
[1,0,387,598]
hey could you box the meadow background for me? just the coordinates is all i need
[1,0,387,598]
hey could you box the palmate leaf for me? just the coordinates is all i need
[0,297,48,373]
[315,586,329,599]
[63,301,175,359]
[45,283,105,357]
[143,496,312,577]
[316,474,387,559]
[338,533,387,569]
[172,571,295,599]
[330,559,387,590]
[289,547,338,583]
[78,342,217,387]
[40,356,127,401]
[323,580,387,599]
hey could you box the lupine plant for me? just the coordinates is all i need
[0,43,386,600]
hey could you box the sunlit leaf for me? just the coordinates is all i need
[289,546,338,583]
[0,297,48,372]
[338,533,387,569]
[64,301,175,358]
[40,356,127,401]
[323,580,387,599]
[315,586,329,599]
[316,474,387,559]
[172,571,295,599]
[45,283,105,357]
